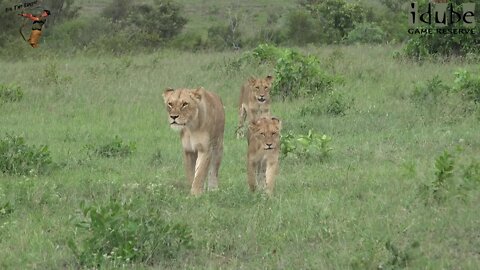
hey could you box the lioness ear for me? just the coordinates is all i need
[192,87,203,101]
[163,88,174,102]
[271,117,282,130]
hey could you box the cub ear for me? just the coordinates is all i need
[271,117,282,130]
[163,88,174,102]
[192,87,204,101]
[248,118,261,131]
[265,75,274,83]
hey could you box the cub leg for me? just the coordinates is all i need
[265,159,279,196]
[247,158,258,192]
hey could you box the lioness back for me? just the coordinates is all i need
[247,116,282,195]
[236,75,274,138]
[163,87,225,195]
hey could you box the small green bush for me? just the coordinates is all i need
[0,134,53,176]
[0,83,23,102]
[411,75,450,105]
[453,69,480,104]
[87,136,136,158]
[240,44,335,100]
[69,199,193,267]
[418,151,479,204]
[272,49,334,99]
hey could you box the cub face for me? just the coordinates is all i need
[163,88,201,131]
[249,75,274,104]
[249,117,282,151]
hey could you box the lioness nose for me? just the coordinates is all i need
[170,115,179,120]
[266,143,272,147]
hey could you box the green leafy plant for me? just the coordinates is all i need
[383,240,420,269]
[411,75,450,105]
[87,136,136,158]
[432,150,455,202]
[0,134,53,176]
[453,69,480,104]
[281,130,332,161]
[69,199,193,267]
[0,202,14,217]
[0,83,23,103]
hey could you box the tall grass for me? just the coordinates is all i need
[0,45,479,269]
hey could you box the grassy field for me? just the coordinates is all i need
[0,44,479,269]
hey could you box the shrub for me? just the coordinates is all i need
[273,49,334,99]
[126,0,187,47]
[411,75,450,105]
[0,134,53,176]
[87,136,136,158]
[206,22,242,50]
[69,199,193,267]
[0,83,23,102]
[297,0,369,44]
[453,69,480,104]
[285,10,318,44]
[345,22,386,44]
[418,151,480,204]
[240,44,334,99]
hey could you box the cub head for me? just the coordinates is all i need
[248,75,274,104]
[162,88,202,131]
[249,116,282,151]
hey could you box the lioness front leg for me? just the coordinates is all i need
[191,151,211,195]
[183,151,197,186]
[265,159,279,196]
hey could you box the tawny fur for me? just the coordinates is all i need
[247,116,282,195]
[163,87,225,195]
[236,76,274,138]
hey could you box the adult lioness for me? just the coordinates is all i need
[236,75,274,138]
[163,87,225,195]
[247,116,281,195]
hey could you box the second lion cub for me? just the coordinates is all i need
[236,75,273,138]
[247,116,282,195]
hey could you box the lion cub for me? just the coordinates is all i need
[247,116,282,195]
[163,87,225,196]
[236,75,274,138]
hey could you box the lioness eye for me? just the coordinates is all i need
[255,86,260,89]
[167,102,173,108]
[260,132,265,136]
[182,102,188,107]
[272,132,276,135]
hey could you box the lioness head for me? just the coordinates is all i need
[163,88,202,131]
[249,75,274,104]
[249,116,282,150]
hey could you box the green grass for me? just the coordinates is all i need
[0,45,479,269]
